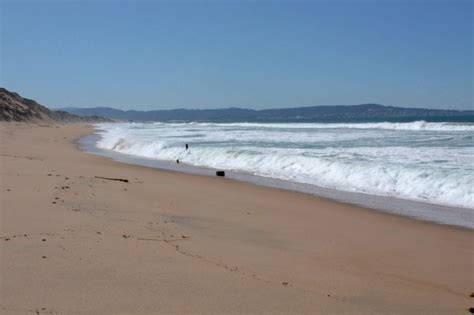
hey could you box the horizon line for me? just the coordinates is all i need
[52,103,474,112]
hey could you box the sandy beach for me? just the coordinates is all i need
[0,122,472,314]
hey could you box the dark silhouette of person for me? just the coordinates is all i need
[185,143,189,150]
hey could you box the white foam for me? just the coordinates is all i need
[95,122,474,210]
[151,121,474,131]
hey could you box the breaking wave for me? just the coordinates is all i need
[96,121,474,209]
[152,121,474,131]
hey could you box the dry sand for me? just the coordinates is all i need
[0,123,472,314]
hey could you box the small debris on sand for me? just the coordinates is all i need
[95,176,129,183]
[282,282,288,286]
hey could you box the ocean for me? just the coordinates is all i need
[90,120,474,228]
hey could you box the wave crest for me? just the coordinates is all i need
[96,123,474,209]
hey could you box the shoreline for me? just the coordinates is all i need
[1,122,473,314]
[81,129,473,230]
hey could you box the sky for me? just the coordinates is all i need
[1,0,472,110]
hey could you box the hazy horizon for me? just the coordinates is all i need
[1,1,472,111]
[2,85,473,112]
[52,102,472,112]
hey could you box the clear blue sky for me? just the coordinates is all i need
[1,0,472,110]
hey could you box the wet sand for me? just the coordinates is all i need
[0,123,472,314]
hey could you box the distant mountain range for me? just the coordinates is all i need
[2,86,471,123]
[60,104,474,123]
[0,88,111,123]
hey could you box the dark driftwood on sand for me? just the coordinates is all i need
[216,171,225,177]
[95,176,129,183]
